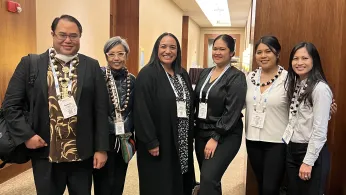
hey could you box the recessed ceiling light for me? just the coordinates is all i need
[196,0,231,26]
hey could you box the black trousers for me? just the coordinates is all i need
[195,127,242,195]
[31,157,93,195]
[93,135,129,195]
[286,142,330,195]
[246,140,286,195]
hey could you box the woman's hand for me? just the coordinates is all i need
[204,138,218,159]
[299,163,312,181]
[149,146,159,156]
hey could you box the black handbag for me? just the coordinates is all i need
[0,54,39,168]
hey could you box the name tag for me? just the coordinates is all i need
[58,97,78,119]
[282,124,294,144]
[177,101,187,118]
[115,121,125,135]
[250,111,266,129]
[198,102,208,119]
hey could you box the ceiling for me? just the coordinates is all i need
[172,0,252,28]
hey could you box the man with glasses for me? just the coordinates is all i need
[2,15,109,195]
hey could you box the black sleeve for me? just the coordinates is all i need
[133,67,159,150]
[128,74,136,134]
[215,71,247,135]
[2,56,36,146]
[93,61,110,152]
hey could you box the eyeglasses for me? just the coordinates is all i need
[106,52,127,59]
[54,33,80,41]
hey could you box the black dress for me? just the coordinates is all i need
[194,66,247,195]
[133,63,195,195]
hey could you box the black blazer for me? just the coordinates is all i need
[2,50,109,160]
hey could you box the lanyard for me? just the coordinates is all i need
[165,72,186,101]
[50,58,73,99]
[199,65,230,101]
[253,68,278,110]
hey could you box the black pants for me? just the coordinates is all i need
[93,135,129,195]
[195,127,242,195]
[31,157,93,195]
[246,140,286,195]
[286,142,330,195]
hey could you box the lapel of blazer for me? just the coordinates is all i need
[75,54,87,106]
[38,51,49,103]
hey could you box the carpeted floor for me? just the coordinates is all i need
[0,137,247,195]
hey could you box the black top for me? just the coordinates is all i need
[101,67,135,135]
[194,66,247,141]
[2,50,109,159]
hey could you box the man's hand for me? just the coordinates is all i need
[93,151,108,169]
[149,146,159,156]
[25,135,47,149]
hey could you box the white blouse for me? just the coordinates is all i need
[245,69,289,143]
[290,81,332,166]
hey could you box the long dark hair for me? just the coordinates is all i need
[254,36,281,64]
[147,32,182,74]
[285,42,329,106]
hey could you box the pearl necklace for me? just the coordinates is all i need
[105,66,131,113]
[251,66,284,86]
[289,80,308,117]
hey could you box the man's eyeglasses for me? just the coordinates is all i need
[54,33,80,41]
[106,52,127,59]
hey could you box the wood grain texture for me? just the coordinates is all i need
[0,0,36,183]
[0,161,31,184]
[110,0,139,75]
[203,34,241,68]
[248,0,346,194]
[181,16,189,69]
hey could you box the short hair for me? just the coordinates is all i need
[147,32,182,74]
[51,15,83,35]
[103,36,130,55]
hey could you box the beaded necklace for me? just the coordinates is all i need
[49,48,78,99]
[105,66,131,113]
[289,80,308,117]
[251,66,284,87]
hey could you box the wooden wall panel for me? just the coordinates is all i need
[247,0,346,194]
[0,0,36,183]
[331,3,346,194]
[110,0,139,75]
[181,16,189,69]
[0,0,37,104]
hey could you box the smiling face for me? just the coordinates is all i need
[291,47,313,80]
[255,43,278,70]
[212,38,233,66]
[106,44,127,70]
[158,35,177,67]
[51,19,81,55]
